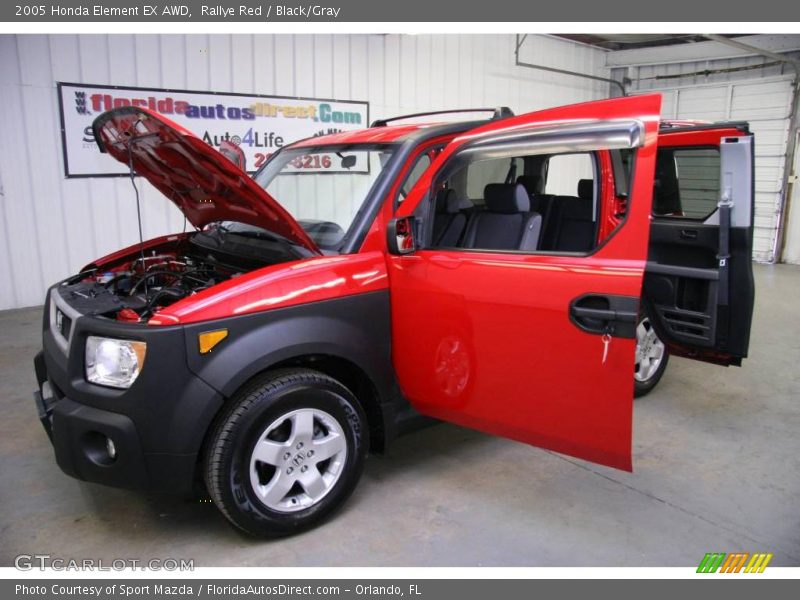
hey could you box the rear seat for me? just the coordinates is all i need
[516,175,553,215]
[432,188,467,247]
[460,183,542,251]
[540,179,596,252]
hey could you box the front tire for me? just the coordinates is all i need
[634,311,669,398]
[204,369,367,537]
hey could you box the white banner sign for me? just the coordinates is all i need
[57,82,370,177]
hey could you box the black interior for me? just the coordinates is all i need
[538,179,596,252]
[644,220,753,362]
[653,149,682,215]
[430,174,598,254]
[643,137,755,363]
[459,184,542,251]
[432,189,467,247]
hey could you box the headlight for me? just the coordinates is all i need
[85,336,147,389]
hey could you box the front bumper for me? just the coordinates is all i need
[34,353,216,493]
[33,286,225,493]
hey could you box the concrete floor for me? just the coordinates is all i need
[1,264,798,567]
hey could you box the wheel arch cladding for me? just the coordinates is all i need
[268,354,387,453]
[183,291,395,453]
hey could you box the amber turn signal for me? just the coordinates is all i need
[198,329,228,354]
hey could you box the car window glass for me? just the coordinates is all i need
[545,153,594,195]
[397,153,432,205]
[653,147,720,219]
[254,145,397,249]
[466,157,523,204]
[427,151,602,256]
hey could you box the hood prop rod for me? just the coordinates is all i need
[127,125,148,296]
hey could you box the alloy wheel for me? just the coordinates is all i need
[249,408,347,513]
[634,317,666,383]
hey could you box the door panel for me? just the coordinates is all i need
[645,133,755,364]
[391,253,644,470]
[387,95,662,471]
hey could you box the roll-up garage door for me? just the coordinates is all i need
[635,77,795,262]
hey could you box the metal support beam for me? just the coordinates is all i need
[514,34,626,98]
[703,35,800,72]
[606,34,800,68]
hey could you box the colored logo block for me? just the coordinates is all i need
[697,552,773,573]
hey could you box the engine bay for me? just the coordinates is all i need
[54,220,318,324]
[58,250,238,323]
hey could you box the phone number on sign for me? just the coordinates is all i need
[289,155,333,170]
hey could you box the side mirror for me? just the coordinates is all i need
[219,140,247,171]
[387,217,417,255]
[340,154,357,170]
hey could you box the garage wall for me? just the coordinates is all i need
[783,134,800,263]
[0,34,607,310]
[625,54,800,263]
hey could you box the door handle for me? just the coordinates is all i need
[569,294,639,339]
[680,229,698,240]
[571,306,635,322]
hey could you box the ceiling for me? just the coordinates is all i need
[553,34,743,51]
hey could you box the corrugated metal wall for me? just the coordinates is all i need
[783,133,800,263]
[626,54,800,263]
[0,34,607,310]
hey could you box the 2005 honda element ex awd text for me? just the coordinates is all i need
[33,95,755,537]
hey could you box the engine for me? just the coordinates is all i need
[58,252,237,323]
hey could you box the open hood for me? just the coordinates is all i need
[92,107,321,255]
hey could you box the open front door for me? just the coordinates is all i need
[644,126,755,365]
[386,95,662,471]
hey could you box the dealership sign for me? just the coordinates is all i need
[57,82,369,177]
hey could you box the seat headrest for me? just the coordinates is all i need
[516,175,544,195]
[434,188,460,215]
[484,183,530,214]
[577,179,594,200]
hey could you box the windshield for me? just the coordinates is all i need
[253,144,398,250]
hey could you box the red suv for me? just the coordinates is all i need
[33,95,755,536]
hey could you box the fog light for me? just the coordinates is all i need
[41,380,54,401]
[106,437,117,460]
[83,431,117,466]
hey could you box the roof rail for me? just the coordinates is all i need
[370,107,514,128]
[658,120,750,134]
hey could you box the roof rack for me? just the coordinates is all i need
[658,120,750,134]
[370,107,514,128]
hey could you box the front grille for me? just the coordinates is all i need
[56,309,72,340]
[49,289,81,355]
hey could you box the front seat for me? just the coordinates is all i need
[461,183,542,251]
[432,189,467,247]
[517,174,554,223]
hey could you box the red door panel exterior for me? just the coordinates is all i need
[387,95,662,471]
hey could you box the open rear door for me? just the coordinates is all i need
[645,126,755,365]
[386,95,661,471]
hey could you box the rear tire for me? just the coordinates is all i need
[634,310,669,398]
[204,368,367,537]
